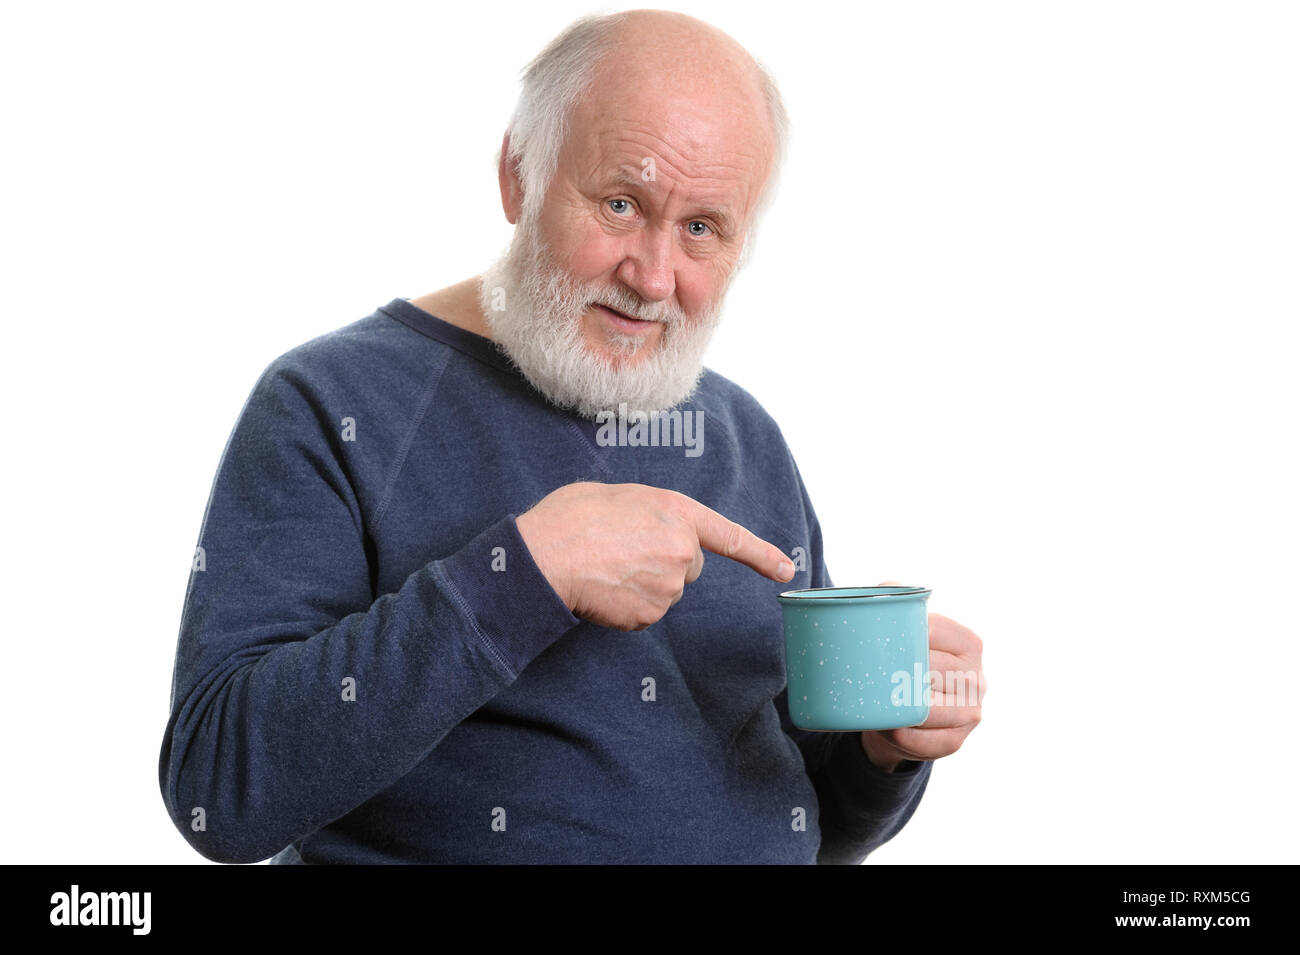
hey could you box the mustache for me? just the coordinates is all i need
[579,284,686,326]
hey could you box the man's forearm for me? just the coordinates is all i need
[860,730,904,773]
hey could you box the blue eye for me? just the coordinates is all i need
[608,198,634,216]
[687,220,712,237]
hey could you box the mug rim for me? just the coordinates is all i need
[778,585,930,600]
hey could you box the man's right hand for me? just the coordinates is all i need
[515,481,796,631]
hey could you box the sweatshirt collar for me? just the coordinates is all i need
[378,295,712,424]
[379,297,525,381]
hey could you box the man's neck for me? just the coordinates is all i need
[409,276,495,342]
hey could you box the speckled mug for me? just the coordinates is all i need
[777,586,932,731]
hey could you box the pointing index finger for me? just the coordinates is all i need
[686,496,794,583]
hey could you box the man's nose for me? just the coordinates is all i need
[614,225,676,303]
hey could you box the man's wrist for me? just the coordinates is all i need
[860,731,904,773]
[514,509,574,608]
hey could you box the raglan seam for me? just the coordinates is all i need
[369,344,452,539]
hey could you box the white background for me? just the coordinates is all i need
[2,0,1296,864]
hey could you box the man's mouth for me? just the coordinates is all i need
[591,302,661,333]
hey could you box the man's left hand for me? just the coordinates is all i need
[860,584,986,773]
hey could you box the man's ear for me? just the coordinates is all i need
[497,130,524,225]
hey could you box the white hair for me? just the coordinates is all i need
[498,11,789,268]
[478,204,731,418]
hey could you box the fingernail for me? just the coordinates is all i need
[778,560,794,579]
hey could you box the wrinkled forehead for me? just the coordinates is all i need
[562,66,775,222]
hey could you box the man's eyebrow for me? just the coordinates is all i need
[601,167,739,234]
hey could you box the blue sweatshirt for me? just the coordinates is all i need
[158,297,931,864]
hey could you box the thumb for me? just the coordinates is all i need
[876,579,904,587]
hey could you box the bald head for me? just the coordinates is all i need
[477,10,787,419]
[581,10,776,141]
[573,11,777,222]
[503,9,787,245]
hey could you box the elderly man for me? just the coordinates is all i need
[159,9,983,865]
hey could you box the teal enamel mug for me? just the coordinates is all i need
[777,586,932,731]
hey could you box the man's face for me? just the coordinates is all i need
[480,72,773,419]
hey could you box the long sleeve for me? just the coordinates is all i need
[157,360,580,864]
[779,458,933,865]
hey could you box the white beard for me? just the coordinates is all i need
[477,211,730,419]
